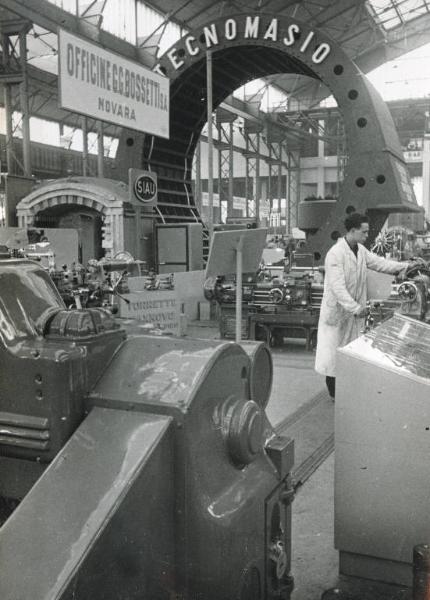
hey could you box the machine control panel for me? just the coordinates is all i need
[342,313,430,380]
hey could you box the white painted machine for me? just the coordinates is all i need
[335,314,430,586]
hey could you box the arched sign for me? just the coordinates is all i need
[117,12,418,262]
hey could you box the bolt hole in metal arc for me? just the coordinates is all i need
[348,89,359,100]
[355,177,366,187]
[357,117,367,128]
[376,174,386,184]
[333,64,344,75]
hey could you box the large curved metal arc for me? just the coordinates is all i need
[116,13,417,260]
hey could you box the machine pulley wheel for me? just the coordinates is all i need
[269,287,284,304]
[398,281,418,302]
[224,399,263,467]
[239,342,273,409]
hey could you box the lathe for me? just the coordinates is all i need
[205,265,323,348]
[0,258,294,600]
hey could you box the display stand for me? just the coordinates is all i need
[205,228,267,342]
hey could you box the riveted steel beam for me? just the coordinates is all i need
[1,0,155,67]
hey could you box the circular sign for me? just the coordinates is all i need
[134,174,157,203]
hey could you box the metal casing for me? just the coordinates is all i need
[0,408,175,599]
[0,259,294,598]
[240,340,273,409]
[0,260,125,463]
[335,315,430,586]
[87,335,294,599]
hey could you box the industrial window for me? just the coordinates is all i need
[367,0,430,30]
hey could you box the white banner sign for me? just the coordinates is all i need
[119,291,180,334]
[58,29,170,138]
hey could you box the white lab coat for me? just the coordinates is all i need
[315,237,408,377]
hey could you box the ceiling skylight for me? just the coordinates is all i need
[367,0,430,30]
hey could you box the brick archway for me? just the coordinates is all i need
[16,177,127,257]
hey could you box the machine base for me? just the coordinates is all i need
[339,551,412,588]
[321,572,410,600]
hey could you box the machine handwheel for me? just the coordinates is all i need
[113,251,134,262]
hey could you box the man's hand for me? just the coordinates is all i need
[354,306,367,318]
[397,266,409,282]
[398,258,428,281]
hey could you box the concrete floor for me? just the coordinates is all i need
[187,320,338,599]
[266,342,324,427]
[292,454,338,600]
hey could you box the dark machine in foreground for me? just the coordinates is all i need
[0,259,294,600]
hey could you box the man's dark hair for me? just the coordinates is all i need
[344,212,369,231]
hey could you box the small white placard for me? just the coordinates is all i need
[119,290,180,334]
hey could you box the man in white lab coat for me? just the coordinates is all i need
[315,212,410,398]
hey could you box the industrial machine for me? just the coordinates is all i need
[331,257,430,591]
[393,259,430,322]
[368,259,430,326]
[205,264,323,348]
[0,258,294,600]
[335,313,430,587]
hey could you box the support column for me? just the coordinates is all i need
[97,121,104,177]
[277,144,283,216]
[1,33,15,175]
[17,209,34,228]
[287,150,301,232]
[216,109,236,222]
[109,207,125,256]
[216,123,223,222]
[241,121,263,222]
[266,125,286,232]
[3,83,14,174]
[206,50,214,237]
[422,133,430,220]
[267,146,273,224]
[336,117,347,197]
[280,139,288,228]
[195,139,202,212]
[255,135,261,226]
[19,28,31,177]
[318,119,325,159]
[317,166,325,198]
[82,116,89,176]
[317,122,325,198]
[228,121,234,219]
